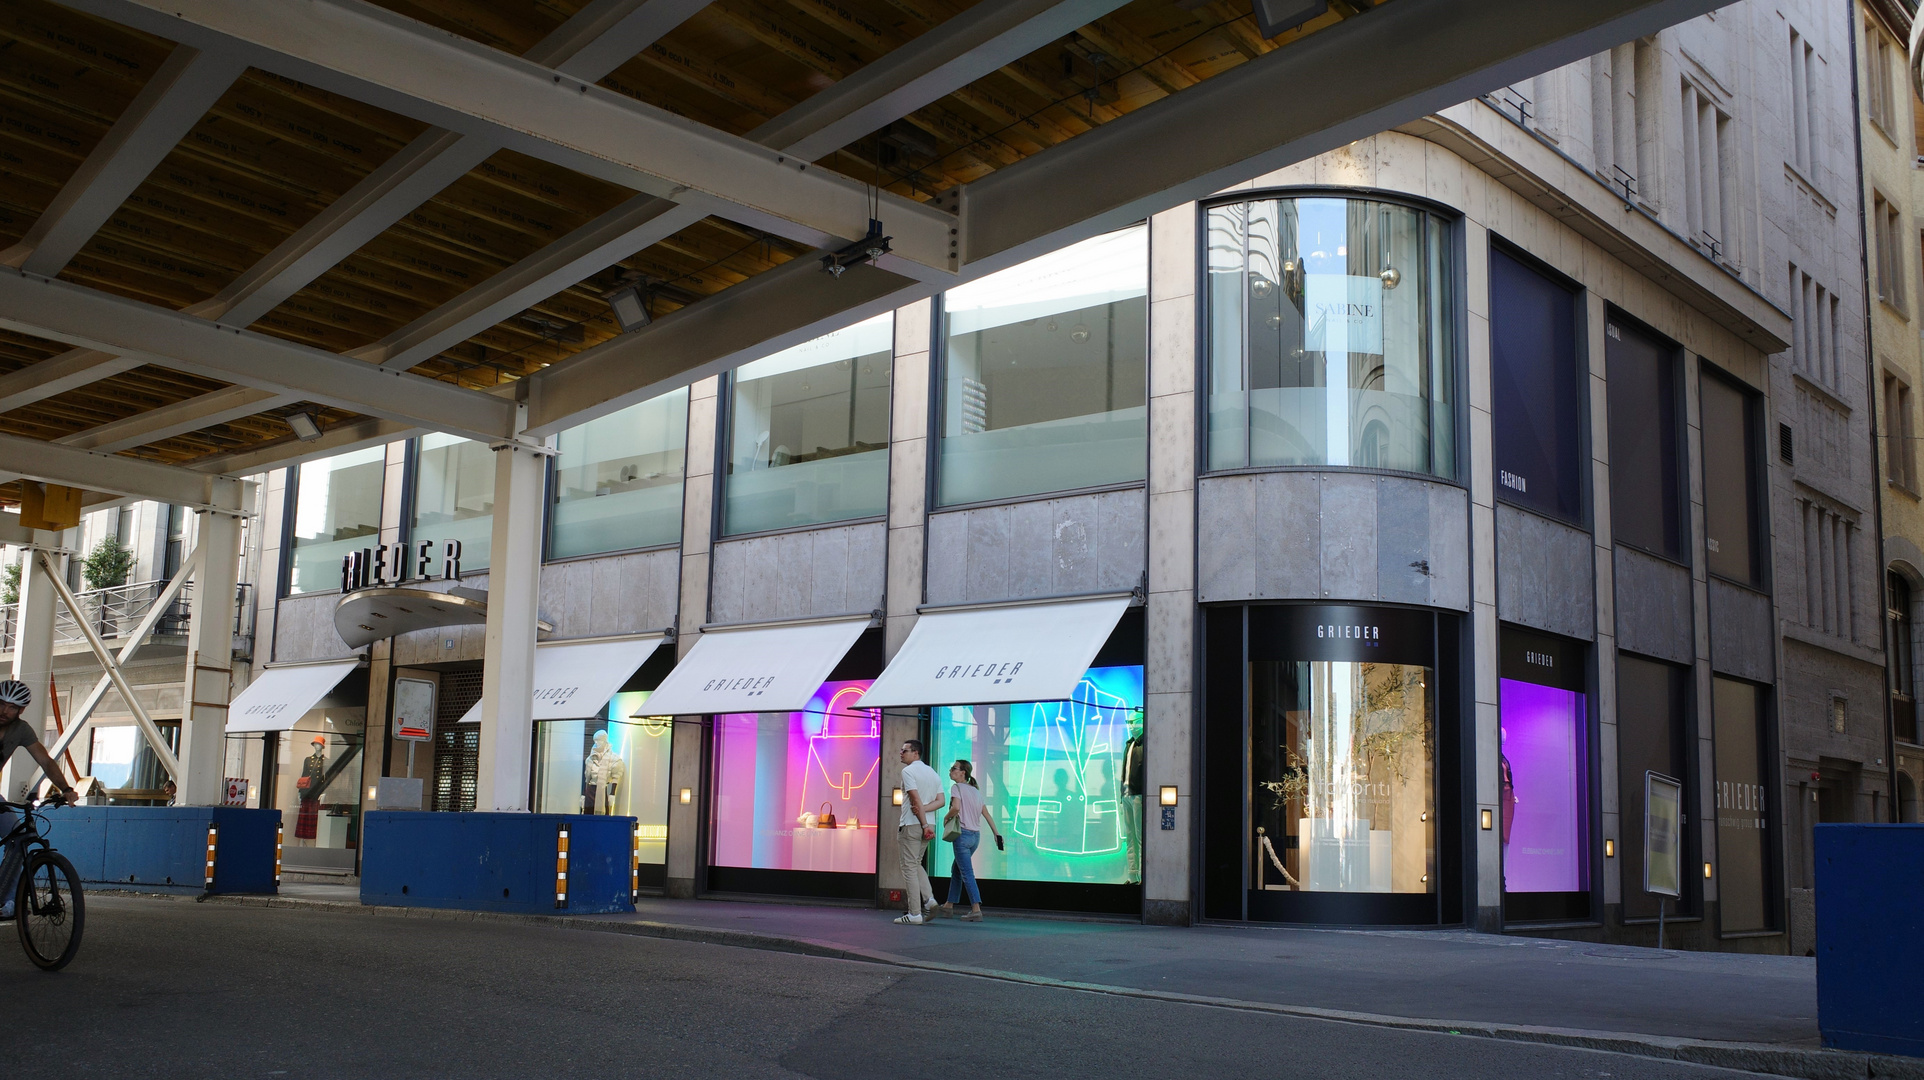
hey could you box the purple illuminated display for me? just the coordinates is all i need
[710,680,879,874]
[1498,678,1587,894]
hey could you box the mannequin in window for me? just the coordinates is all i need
[583,730,625,815]
[295,736,327,841]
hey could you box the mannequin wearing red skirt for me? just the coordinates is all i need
[294,736,327,840]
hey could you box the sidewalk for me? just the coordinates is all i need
[194,889,1907,1079]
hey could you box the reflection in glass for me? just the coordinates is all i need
[550,389,687,558]
[1250,660,1434,893]
[533,692,673,864]
[1206,197,1454,477]
[928,666,1144,885]
[412,434,497,571]
[938,228,1147,505]
[1498,679,1588,893]
[724,316,891,535]
[87,722,180,801]
[288,447,384,594]
[710,681,879,873]
[223,710,366,857]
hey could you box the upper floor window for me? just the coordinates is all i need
[1874,191,1905,310]
[937,226,1147,507]
[1605,317,1683,560]
[1699,368,1764,587]
[722,314,891,536]
[1789,264,1839,387]
[1490,245,1584,522]
[1885,372,1917,491]
[550,388,688,559]
[1205,195,1455,476]
[287,446,385,595]
[1866,21,1897,136]
[412,434,497,573]
[1789,28,1821,175]
[1680,81,1734,261]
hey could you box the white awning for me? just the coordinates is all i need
[455,635,669,725]
[857,596,1130,709]
[225,660,362,734]
[640,617,869,715]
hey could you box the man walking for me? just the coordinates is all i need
[894,739,944,925]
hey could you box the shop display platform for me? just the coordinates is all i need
[360,811,636,915]
[44,806,281,895]
[1815,824,1924,1056]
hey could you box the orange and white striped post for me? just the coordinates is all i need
[203,823,219,890]
[554,824,570,909]
[274,822,284,887]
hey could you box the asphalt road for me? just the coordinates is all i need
[7,896,1775,1080]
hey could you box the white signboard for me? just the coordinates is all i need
[1644,770,1683,899]
[392,678,436,742]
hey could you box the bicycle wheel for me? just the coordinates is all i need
[17,850,84,971]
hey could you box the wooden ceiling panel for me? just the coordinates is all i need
[0,363,226,441]
[361,0,581,57]
[0,0,175,247]
[146,401,365,464]
[0,326,70,379]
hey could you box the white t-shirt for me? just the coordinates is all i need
[948,782,987,833]
[899,759,944,827]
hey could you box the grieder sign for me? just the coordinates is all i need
[341,539,463,593]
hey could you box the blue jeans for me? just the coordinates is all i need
[946,828,981,906]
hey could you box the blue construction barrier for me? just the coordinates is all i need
[1815,824,1924,1056]
[39,806,282,895]
[360,812,636,915]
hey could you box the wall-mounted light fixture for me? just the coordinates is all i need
[286,411,322,442]
[1604,839,1616,858]
[1480,809,1494,830]
[891,787,904,806]
[1704,862,1714,880]
[678,788,692,805]
[1159,785,1179,807]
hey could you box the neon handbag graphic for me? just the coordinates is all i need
[797,684,879,828]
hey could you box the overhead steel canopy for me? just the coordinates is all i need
[0,0,1728,507]
[333,584,554,649]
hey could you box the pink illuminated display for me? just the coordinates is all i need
[710,680,879,874]
[1498,678,1587,894]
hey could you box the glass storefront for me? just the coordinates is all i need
[937,226,1147,506]
[1204,604,1457,924]
[723,315,891,536]
[1711,677,1774,933]
[1615,653,1692,919]
[926,664,1144,911]
[1205,195,1455,477]
[533,691,673,879]
[709,678,881,897]
[223,671,369,872]
[1498,628,1592,923]
[550,389,688,559]
[412,433,498,572]
[287,446,384,595]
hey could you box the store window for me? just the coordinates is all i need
[937,227,1147,506]
[412,434,497,572]
[1711,677,1774,933]
[927,665,1145,895]
[222,673,368,871]
[723,315,891,536]
[710,679,880,888]
[1700,370,1763,585]
[1498,628,1590,921]
[1889,571,1917,744]
[1205,195,1455,476]
[533,692,673,869]
[287,446,385,595]
[1490,246,1584,522]
[1615,653,1690,918]
[1605,318,1683,560]
[86,722,179,803]
[549,388,688,559]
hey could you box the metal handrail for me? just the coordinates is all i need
[0,579,253,652]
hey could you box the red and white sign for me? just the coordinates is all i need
[222,777,249,807]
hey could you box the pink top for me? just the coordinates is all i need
[949,782,988,833]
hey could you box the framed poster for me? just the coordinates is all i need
[393,678,436,742]
[1643,770,1682,899]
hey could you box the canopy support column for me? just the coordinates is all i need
[476,438,548,812]
[4,533,64,801]
[179,477,244,805]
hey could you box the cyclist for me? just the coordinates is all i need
[0,680,78,919]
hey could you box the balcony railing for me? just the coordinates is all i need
[0,579,253,656]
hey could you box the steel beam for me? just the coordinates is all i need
[185,418,427,477]
[958,0,1731,269]
[0,349,143,414]
[1,46,244,277]
[56,0,956,271]
[0,431,226,508]
[0,269,520,442]
[526,254,919,434]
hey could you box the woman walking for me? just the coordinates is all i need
[939,759,1001,921]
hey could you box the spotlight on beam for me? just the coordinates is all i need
[286,412,323,442]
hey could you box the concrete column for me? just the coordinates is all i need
[1463,219,1501,932]
[665,376,718,897]
[474,441,547,812]
[879,300,931,905]
[360,441,411,802]
[1586,290,1623,913]
[4,533,64,801]
[179,477,245,806]
[1144,206,1197,926]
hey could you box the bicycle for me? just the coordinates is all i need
[0,796,85,971]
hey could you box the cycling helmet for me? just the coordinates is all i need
[0,679,30,706]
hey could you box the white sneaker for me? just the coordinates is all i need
[893,913,924,925]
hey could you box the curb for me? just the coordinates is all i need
[105,891,1919,1080]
